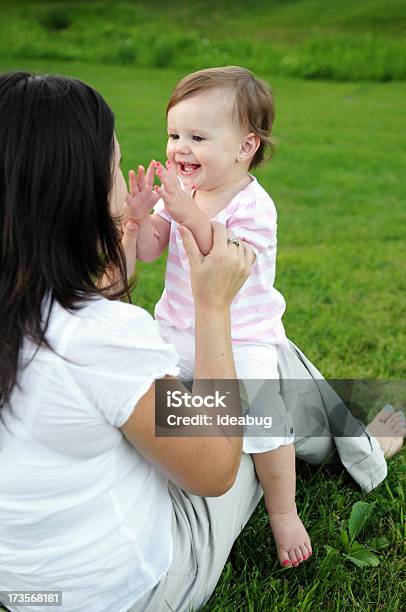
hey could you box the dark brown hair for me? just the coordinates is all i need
[0,72,130,409]
[166,66,276,169]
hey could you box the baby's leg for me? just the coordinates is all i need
[232,343,312,567]
[253,444,312,567]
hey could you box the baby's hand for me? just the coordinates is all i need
[155,161,195,224]
[125,160,160,224]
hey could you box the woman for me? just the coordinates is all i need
[0,71,257,612]
[0,72,404,612]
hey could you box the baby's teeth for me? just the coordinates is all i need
[180,163,198,173]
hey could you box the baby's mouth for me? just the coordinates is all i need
[178,162,201,176]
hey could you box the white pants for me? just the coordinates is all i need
[158,323,387,492]
[158,324,294,454]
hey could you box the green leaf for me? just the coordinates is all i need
[340,528,350,551]
[368,536,390,550]
[344,546,380,568]
[319,546,339,576]
[349,540,365,552]
[348,501,375,541]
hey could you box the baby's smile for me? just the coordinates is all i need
[178,161,201,176]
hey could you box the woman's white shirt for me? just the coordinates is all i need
[0,297,179,612]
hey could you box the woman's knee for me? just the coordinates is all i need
[294,435,335,465]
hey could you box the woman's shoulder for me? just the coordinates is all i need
[74,296,155,326]
[47,296,164,357]
[45,297,179,429]
[54,295,179,380]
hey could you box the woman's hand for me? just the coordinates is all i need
[124,160,160,224]
[155,160,195,224]
[179,222,255,310]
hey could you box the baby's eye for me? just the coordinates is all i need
[192,135,205,142]
[168,133,179,140]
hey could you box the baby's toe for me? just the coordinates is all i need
[279,548,291,567]
[289,549,299,566]
[300,543,309,560]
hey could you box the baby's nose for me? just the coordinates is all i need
[175,137,191,154]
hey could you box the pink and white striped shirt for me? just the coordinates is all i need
[154,176,287,345]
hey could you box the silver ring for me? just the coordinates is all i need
[227,237,240,247]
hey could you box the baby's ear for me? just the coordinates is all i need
[237,133,260,163]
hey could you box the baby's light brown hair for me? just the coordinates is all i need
[166,66,275,170]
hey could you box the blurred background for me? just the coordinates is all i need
[1,0,405,80]
[0,0,404,380]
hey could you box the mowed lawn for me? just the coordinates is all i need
[0,59,405,610]
[4,59,403,378]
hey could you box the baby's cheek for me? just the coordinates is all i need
[166,142,176,161]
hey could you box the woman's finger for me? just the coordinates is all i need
[225,231,242,259]
[241,240,256,266]
[187,224,254,308]
[178,225,203,267]
[211,222,228,252]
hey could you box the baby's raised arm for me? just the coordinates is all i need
[155,161,213,256]
[125,161,170,262]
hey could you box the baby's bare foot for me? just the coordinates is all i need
[366,404,406,458]
[268,508,312,567]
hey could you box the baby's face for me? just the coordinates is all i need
[166,90,245,192]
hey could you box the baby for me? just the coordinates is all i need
[126,66,311,568]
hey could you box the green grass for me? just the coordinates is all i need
[0,0,405,81]
[202,462,406,611]
[8,59,401,378]
[0,57,404,610]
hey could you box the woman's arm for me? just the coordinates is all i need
[121,223,254,496]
